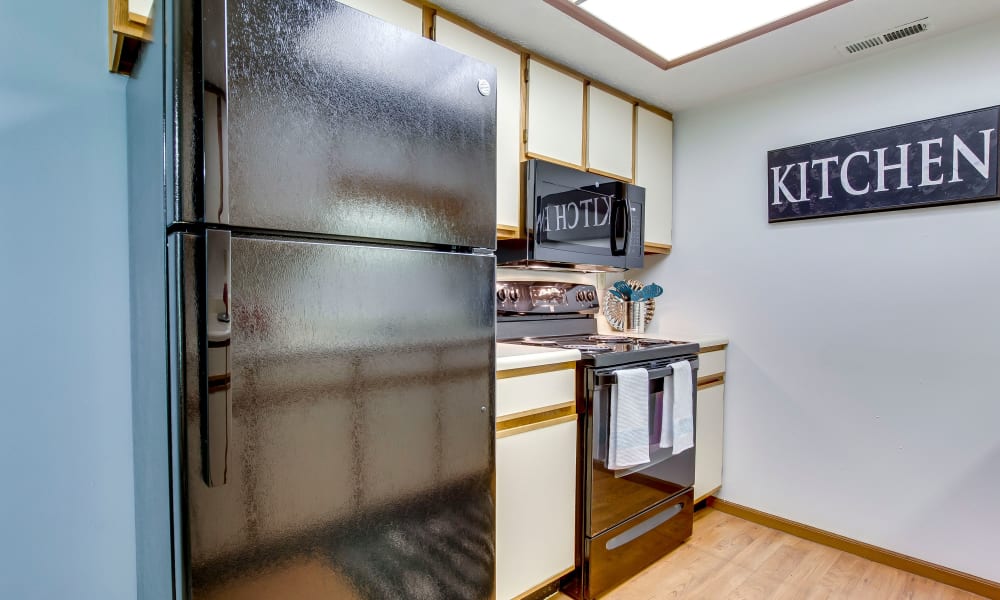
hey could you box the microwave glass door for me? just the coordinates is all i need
[534,178,628,257]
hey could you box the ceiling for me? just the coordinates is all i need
[431,0,1000,112]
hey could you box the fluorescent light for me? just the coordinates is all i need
[575,0,831,62]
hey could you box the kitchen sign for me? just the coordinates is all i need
[768,106,1000,222]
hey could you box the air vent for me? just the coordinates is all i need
[837,18,931,57]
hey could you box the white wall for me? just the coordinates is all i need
[636,18,1000,581]
[0,3,136,599]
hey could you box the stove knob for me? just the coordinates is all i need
[510,289,520,302]
[586,290,596,302]
[577,291,586,302]
[497,289,507,302]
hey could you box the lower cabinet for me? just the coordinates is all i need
[694,382,725,502]
[496,417,577,599]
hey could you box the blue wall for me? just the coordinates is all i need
[0,3,136,599]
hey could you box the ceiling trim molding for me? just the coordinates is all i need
[542,0,855,70]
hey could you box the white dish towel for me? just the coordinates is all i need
[669,360,694,455]
[607,368,650,470]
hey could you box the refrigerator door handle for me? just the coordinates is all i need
[203,229,232,486]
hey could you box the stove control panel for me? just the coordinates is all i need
[496,281,600,315]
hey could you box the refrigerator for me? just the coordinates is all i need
[126,1,497,598]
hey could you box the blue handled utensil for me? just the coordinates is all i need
[613,281,634,301]
[637,283,663,300]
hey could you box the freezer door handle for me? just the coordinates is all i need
[203,229,232,487]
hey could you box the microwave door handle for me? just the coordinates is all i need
[624,197,633,254]
[609,198,628,255]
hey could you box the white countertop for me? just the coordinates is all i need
[642,332,729,350]
[496,343,581,371]
[496,331,727,372]
[595,318,728,350]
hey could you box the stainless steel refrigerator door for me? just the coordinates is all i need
[184,0,497,249]
[169,232,496,599]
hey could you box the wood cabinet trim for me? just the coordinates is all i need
[587,166,633,184]
[588,80,637,104]
[418,1,672,118]
[528,54,588,83]
[581,82,590,168]
[496,224,520,240]
[128,12,150,26]
[497,361,577,379]
[637,100,673,122]
[109,0,153,75]
[497,413,577,438]
[643,242,672,255]
[632,105,639,182]
[428,7,525,54]
[699,344,728,354]
[421,6,436,39]
[694,486,722,505]
[520,52,529,162]
[524,151,587,172]
[511,566,576,600]
[496,402,576,430]
[697,374,725,390]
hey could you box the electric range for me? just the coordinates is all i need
[496,281,698,365]
[496,280,700,599]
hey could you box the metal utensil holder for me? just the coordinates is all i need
[624,301,647,334]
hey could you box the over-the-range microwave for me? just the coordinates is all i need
[497,159,645,272]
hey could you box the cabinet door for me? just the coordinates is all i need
[694,383,725,502]
[526,58,585,168]
[635,107,674,249]
[496,419,577,599]
[337,0,422,35]
[586,85,634,180]
[436,18,523,237]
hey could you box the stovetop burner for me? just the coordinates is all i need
[561,343,613,352]
[587,334,633,343]
[501,333,699,366]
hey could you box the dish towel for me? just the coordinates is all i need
[670,360,694,455]
[658,384,674,449]
[607,368,650,470]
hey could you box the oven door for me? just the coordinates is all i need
[584,357,698,537]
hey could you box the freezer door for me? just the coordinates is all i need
[187,0,497,249]
[170,233,496,599]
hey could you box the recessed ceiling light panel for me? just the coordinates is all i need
[546,0,853,69]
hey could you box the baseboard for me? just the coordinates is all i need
[707,498,1000,599]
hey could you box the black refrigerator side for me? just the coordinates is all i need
[126,0,182,597]
[168,232,496,599]
[183,0,497,248]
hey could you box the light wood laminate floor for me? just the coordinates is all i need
[553,508,985,600]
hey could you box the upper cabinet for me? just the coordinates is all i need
[635,107,674,251]
[586,85,634,181]
[108,0,154,75]
[525,59,585,169]
[435,18,523,239]
[337,0,423,35]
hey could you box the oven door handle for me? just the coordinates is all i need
[596,365,673,386]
